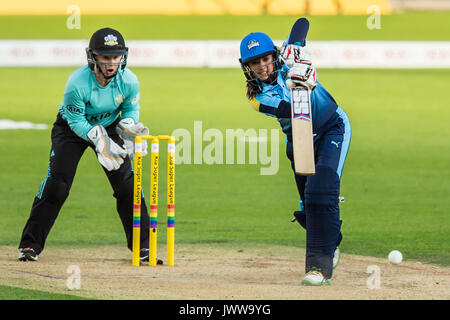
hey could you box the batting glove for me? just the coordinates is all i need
[87,125,127,171]
[286,63,318,90]
[280,44,313,67]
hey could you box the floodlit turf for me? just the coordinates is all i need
[0,12,449,40]
[0,284,89,300]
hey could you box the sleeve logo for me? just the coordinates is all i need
[65,105,83,114]
[131,93,140,105]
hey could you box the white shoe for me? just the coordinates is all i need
[18,248,38,261]
[333,247,340,269]
[301,271,331,286]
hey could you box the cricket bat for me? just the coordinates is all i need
[287,18,315,176]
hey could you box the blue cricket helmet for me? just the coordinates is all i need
[239,32,280,87]
[239,32,277,64]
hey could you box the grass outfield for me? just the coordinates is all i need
[0,12,449,274]
[0,284,89,300]
[0,67,449,266]
[0,12,449,40]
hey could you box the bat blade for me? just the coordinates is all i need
[291,86,315,175]
[287,17,315,176]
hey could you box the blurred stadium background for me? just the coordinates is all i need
[2,0,450,15]
[1,0,449,68]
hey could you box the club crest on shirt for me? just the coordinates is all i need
[104,34,118,46]
[114,94,124,104]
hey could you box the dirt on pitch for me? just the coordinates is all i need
[1,244,449,300]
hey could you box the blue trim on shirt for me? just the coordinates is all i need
[336,107,351,178]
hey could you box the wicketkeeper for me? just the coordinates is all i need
[18,28,158,264]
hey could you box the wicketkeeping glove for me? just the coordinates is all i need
[115,118,149,160]
[87,125,127,171]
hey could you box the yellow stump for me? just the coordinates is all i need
[167,137,175,266]
[132,136,143,266]
[132,135,175,267]
[149,137,159,266]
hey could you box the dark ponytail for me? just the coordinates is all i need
[246,81,261,99]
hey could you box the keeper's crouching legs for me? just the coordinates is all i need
[19,176,71,255]
[103,155,150,252]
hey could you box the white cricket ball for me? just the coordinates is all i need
[388,250,403,264]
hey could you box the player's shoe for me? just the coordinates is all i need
[18,248,38,261]
[333,247,340,269]
[139,248,163,265]
[301,271,332,286]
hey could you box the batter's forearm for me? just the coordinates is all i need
[259,101,291,118]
